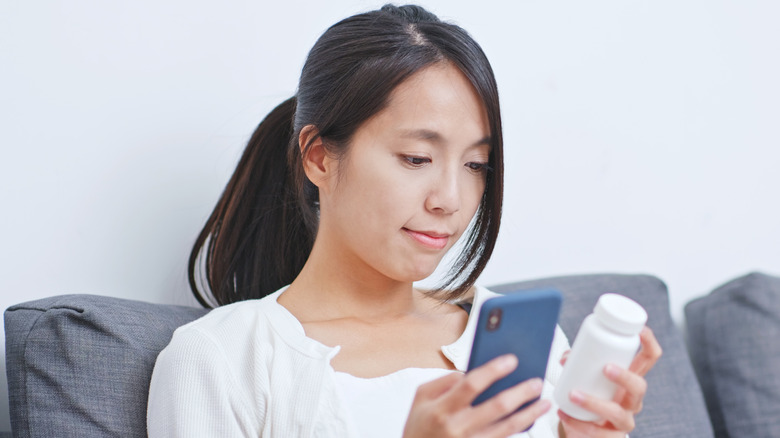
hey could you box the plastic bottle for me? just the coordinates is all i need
[553,293,648,422]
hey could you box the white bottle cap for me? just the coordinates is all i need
[594,293,648,335]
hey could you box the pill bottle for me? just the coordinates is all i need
[553,293,647,422]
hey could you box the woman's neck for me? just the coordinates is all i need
[278,238,429,324]
[276,234,470,378]
[283,270,423,324]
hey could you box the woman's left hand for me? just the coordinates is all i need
[557,326,663,437]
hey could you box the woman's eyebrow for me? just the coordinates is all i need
[399,128,443,143]
[398,128,491,149]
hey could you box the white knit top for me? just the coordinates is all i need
[334,368,457,437]
[147,286,570,437]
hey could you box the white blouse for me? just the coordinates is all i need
[148,285,568,437]
[334,368,457,438]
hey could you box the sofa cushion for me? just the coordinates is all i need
[491,273,714,438]
[685,272,780,438]
[4,294,209,438]
[5,274,712,437]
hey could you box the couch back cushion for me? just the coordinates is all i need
[491,273,714,438]
[685,272,780,438]
[4,294,209,437]
[5,274,713,437]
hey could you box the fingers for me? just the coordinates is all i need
[443,354,517,411]
[448,354,551,435]
[557,364,648,435]
[409,355,553,437]
[561,363,647,431]
[565,389,636,432]
[468,377,545,430]
[556,326,660,437]
[630,327,662,377]
[479,399,551,438]
[558,409,619,437]
[605,364,647,413]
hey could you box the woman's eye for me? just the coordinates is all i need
[466,162,490,173]
[402,155,430,167]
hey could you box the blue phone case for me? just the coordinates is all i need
[467,288,562,413]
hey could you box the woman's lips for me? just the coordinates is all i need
[403,228,450,250]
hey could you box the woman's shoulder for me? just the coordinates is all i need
[162,286,336,362]
[183,294,276,332]
[163,291,285,355]
[148,298,281,433]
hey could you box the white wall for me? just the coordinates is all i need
[1,0,778,431]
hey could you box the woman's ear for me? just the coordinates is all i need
[299,125,334,191]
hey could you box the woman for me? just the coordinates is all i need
[147,4,661,437]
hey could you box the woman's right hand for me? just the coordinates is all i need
[402,355,551,438]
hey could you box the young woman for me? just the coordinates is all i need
[147,4,661,437]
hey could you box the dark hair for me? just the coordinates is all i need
[189,4,504,308]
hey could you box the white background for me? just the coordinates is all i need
[1,0,778,431]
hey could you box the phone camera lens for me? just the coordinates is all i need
[487,308,502,331]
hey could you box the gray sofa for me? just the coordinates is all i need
[5,272,779,437]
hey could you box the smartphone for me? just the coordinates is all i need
[467,288,562,415]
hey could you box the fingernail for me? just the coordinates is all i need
[537,399,551,411]
[570,390,585,404]
[605,364,620,379]
[498,354,518,371]
[530,378,543,392]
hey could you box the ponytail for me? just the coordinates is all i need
[188,97,316,307]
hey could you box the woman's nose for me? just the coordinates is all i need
[425,170,461,214]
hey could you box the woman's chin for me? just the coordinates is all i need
[382,254,447,283]
[398,265,440,283]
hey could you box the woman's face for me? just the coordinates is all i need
[316,62,491,284]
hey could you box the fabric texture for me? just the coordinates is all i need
[4,294,208,438]
[146,285,569,438]
[490,273,714,438]
[685,271,780,438]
